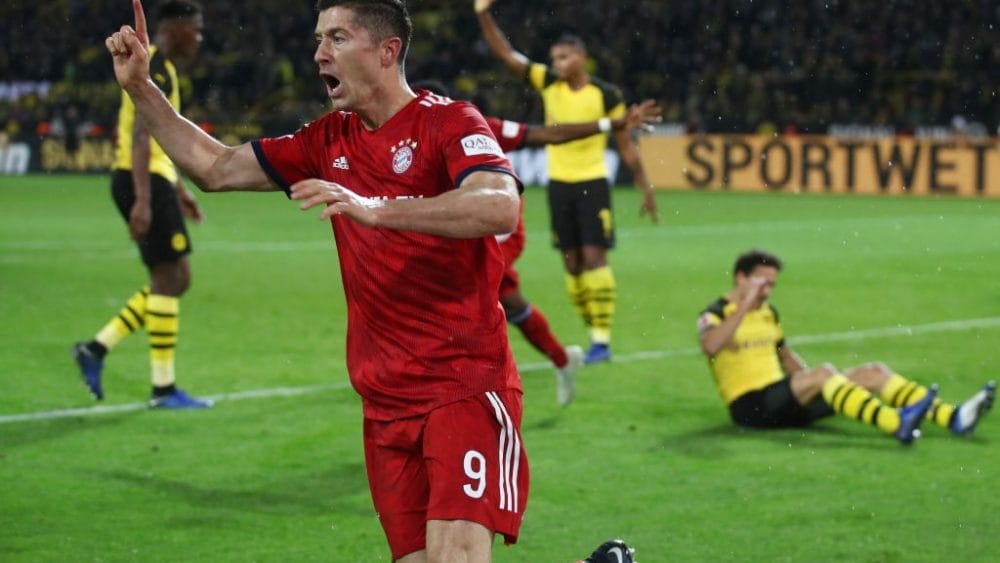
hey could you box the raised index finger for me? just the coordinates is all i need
[133,0,149,46]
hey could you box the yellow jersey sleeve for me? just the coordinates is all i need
[528,62,554,92]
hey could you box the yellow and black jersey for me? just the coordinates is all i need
[112,45,180,183]
[527,62,625,183]
[697,297,786,405]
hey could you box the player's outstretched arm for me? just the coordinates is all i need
[615,99,663,131]
[290,171,520,238]
[474,0,529,75]
[105,0,275,192]
[524,100,664,146]
[614,125,659,224]
[524,122,603,146]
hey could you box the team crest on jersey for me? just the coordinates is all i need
[390,138,418,174]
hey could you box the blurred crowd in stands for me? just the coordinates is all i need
[2,0,998,146]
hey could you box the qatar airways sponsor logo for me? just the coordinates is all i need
[460,134,503,157]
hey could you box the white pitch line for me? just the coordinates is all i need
[0,383,355,424]
[3,316,999,425]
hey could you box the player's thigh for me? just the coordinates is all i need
[424,390,529,547]
[363,416,430,561]
[843,362,892,393]
[729,378,831,428]
[110,169,136,221]
[113,171,192,268]
[575,179,615,249]
[789,363,837,404]
[498,266,523,309]
[144,174,192,266]
[497,233,524,301]
[547,180,581,250]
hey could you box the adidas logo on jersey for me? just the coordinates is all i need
[331,155,350,170]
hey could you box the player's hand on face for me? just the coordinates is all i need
[739,276,768,309]
[290,179,381,227]
[105,0,151,89]
[128,201,152,241]
[474,0,495,15]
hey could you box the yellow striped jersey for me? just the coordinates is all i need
[527,62,625,182]
[697,298,786,405]
[112,45,180,183]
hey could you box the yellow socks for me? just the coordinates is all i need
[579,266,616,344]
[146,294,179,388]
[95,286,150,350]
[880,374,955,429]
[822,373,899,434]
[565,273,590,328]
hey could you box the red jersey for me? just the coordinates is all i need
[252,91,523,420]
[484,117,528,153]
[485,117,527,261]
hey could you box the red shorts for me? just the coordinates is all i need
[363,389,529,560]
[499,265,521,299]
[497,214,526,299]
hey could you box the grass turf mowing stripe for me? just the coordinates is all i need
[3,316,997,425]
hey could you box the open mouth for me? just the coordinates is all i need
[320,73,341,95]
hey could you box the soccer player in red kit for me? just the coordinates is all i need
[481,106,660,407]
[106,1,525,561]
[412,77,660,409]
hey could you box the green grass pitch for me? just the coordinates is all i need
[1,174,998,561]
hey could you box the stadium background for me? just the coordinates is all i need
[2,2,999,561]
[1,0,997,176]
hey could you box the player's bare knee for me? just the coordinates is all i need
[871,362,892,376]
[424,520,491,563]
[176,275,191,296]
[816,363,839,379]
[845,362,891,391]
[151,262,190,296]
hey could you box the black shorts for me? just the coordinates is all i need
[728,379,833,428]
[546,178,615,251]
[111,169,192,268]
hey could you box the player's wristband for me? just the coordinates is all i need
[598,117,611,132]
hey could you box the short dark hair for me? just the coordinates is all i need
[156,0,201,22]
[315,0,412,64]
[733,249,782,276]
[553,33,587,55]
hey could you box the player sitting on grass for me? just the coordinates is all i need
[698,249,996,445]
